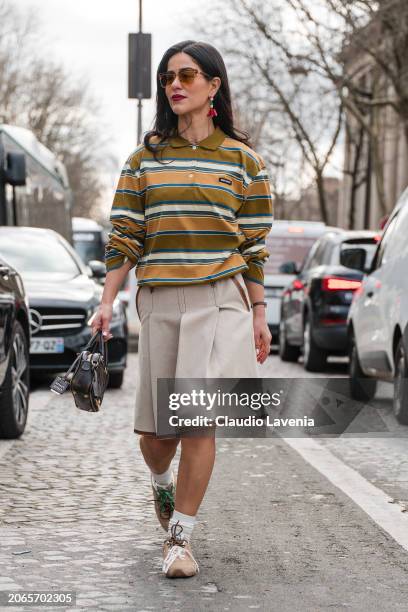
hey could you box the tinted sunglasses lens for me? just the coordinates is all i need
[159,72,175,87]
[179,68,197,84]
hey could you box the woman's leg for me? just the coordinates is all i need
[175,435,216,516]
[139,434,180,473]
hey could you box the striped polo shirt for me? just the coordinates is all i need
[105,125,273,286]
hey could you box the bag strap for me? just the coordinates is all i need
[84,329,108,363]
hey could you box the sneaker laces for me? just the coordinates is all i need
[162,522,199,573]
[155,484,175,518]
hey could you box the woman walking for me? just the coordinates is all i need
[91,40,273,579]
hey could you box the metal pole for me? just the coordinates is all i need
[137,0,143,145]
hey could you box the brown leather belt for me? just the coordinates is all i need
[231,275,251,311]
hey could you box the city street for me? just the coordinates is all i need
[0,352,407,611]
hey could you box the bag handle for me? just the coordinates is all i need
[85,329,108,362]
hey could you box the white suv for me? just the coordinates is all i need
[347,188,408,423]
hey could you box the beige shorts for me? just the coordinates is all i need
[134,272,260,435]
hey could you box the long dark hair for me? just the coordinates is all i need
[144,40,251,162]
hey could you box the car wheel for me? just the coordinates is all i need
[303,313,327,372]
[108,370,124,389]
[393,338,408,425]
[279,320,300,362]
[348,332,377,402]
[0,320,30,438]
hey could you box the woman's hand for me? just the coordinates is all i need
[253,309,272,364]
[88,303,114,342]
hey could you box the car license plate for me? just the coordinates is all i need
[30,337,65,354]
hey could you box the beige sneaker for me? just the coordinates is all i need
[151,474,175,531]
[162,537,199,579]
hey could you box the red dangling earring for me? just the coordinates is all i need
[207,96,218,117]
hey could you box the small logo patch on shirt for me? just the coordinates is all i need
[219,177,232,185]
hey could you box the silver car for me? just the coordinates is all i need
[264,220,328,346]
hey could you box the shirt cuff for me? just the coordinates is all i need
[242,261,264,286]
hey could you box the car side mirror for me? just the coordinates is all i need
[88,259,106,278]
[340,248,366,272]
[5,152,26,186]
[279,260,298,275]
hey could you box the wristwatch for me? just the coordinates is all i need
[251,301,267,309]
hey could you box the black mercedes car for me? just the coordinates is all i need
[278,229,381,372]
[0,256,30,438]
[0,227,128,388]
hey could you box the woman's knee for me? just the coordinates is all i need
[139,434,179,453]
[180,434,216,453]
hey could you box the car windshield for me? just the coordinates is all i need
[0,234,80,279]
[73,232,106,264]
[264,234,320,274]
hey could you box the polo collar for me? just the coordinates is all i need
[168,125,226,150]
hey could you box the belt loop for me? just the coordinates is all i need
[178,287,186,313]
[211,280,218,306]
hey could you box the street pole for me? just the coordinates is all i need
[137,0,143,145]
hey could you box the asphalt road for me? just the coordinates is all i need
[0,352,407,611]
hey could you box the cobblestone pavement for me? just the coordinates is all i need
[0,353,407,611]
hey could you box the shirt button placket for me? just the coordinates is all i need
[189,144,197,181]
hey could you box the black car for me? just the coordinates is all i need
[0,227,128,388]
[0,257,30,438]
[278,229,381,372]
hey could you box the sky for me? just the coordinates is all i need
[14,0,198,197]
[13,0,342,210]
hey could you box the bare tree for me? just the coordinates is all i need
[282,0,408,216]
[0,0,114,218]
[190,0,344,223]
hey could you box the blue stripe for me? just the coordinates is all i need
[145,183,243,198]
[144,248,241,254]
[139,257,229,265]
[145,230,239,238]
[135,265,249,284]
[146,199,236,214]
[147,210,235,221]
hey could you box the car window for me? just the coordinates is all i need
[338,241,378,270]
[301,241,319,272]
[264,233,321,274]
[374,214,400,268]
[380,204,408,262]
[0,233,81,278]
[308,241,327,269]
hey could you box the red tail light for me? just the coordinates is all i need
[292,279,304,290]
[320,318,348,326]
[321,277,362,291]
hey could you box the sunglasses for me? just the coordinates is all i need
[158,67,211,88]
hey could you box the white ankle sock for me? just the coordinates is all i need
[168,511,196,543]
[151,465,173,488]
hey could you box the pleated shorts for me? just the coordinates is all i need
[133,272,260,435]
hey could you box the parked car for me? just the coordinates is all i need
[72,216,131,306]
[72,217,107,265]
[348,188,408,423]
[279,229,381,371]
[264,220,328,344]
[0,227,128,388]
[0,257,30,438]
